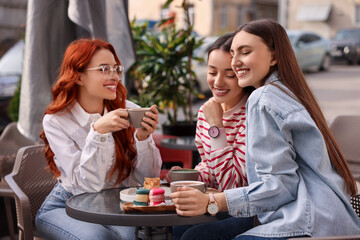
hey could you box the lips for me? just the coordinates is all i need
[234,67,250,78]
[213,87,230,96]
[104,84,117,91]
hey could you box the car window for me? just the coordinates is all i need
[298,34,320,44]
[333,29,360,40]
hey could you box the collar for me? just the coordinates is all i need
[264,71,280,85]
[71,101,108,127]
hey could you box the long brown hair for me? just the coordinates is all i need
[39,38,137,184]
[235,19,357,196]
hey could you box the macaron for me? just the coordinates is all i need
[149,188,165,206]
[133,188,150,206]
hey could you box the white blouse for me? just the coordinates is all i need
[42,100,162,195]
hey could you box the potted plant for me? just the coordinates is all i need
[129,0,205,136]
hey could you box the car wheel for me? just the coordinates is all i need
[320,54,331,71]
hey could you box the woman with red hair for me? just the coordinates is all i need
[35,38,162,239]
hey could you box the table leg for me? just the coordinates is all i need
[145,227,152,240]
[135,226,140,240]
[166,226,172,240]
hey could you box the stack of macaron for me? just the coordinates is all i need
[133,188,150,206]
[149,188,165,206]
[133,187,165,206]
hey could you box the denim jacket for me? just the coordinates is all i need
[225,72,360,238]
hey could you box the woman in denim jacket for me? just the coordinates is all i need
[170,19,360,239]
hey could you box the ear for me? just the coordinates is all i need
[270,53,277,66]
[75,75,84,86]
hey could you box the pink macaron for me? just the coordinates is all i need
[149,188,165,206]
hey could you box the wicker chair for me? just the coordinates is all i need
[329,115,360,182]
[5,145,57,240]
[0,122,35,239]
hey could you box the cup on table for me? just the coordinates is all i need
[170,180,206,193]
[169,169,199,182]
[127,108,151,128]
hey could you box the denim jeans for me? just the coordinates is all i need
[172,215,254,240]
[35,182,136,240]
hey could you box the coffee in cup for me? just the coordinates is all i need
[127,108,151,128]
[170,180,206,193]
[170,169,199,182]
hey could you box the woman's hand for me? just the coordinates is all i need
[136,105,159,141]
[202,98,224,127]
[93,108,130,134]
[170,186,209,216]
[164,166,182,183]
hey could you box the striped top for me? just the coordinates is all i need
[195,94,248,191]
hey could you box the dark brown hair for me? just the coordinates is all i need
[235,19,357,196]
[40,38,136,185]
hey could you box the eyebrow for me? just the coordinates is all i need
[230,45,251,53]
[98,63,119,66]
[208,65,234,72]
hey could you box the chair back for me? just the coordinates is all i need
[351,195,360,218]
[5,145,57,240]
[0,122,35,177]
[329,116,360,182]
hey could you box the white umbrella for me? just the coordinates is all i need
[18,0,135,141]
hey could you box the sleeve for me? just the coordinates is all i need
[130,131,162,185]
[43,115,114,195]
[225,99,302,217]
[195,107,248,191]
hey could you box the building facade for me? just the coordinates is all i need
[286,0,360,38]
[129,0,278,36]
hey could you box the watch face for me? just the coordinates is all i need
[208,126,220,138]
[207,203,219,215]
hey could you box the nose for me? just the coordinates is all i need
[231,53,241,68]
[214,73,224,86]
[109,70,121,81]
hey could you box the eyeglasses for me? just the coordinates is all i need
[86,65,124,80]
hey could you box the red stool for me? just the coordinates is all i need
[152,134,193,179]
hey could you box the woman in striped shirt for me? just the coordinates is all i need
[171,33,255,240]
[194,32,254,191]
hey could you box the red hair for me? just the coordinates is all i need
[39,38,136,184]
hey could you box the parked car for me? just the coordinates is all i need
[287,30,331,72]
[0,39,23,129]
[192,36,218,94]
[330,28,360,65]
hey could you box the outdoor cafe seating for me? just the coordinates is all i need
[0,122,36,240]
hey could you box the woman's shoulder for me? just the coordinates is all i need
[248,82,305,118]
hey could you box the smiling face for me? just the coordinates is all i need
[207,49,244,111]
[231,30,277,89]
[77,48,119,113]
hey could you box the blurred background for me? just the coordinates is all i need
[1,0,360,238]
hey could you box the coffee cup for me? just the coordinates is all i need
[127,108,151,128]
[170,180,207,193]
[170,169,199,182]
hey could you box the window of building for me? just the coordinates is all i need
[220,3,228,29]
[237,5,245,27]
[355,4,360,24]
[161,7,170,19]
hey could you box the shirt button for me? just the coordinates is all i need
[100,137,106,142]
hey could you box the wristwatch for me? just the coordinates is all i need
[207,193,219,216]
[208,126,220,138]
